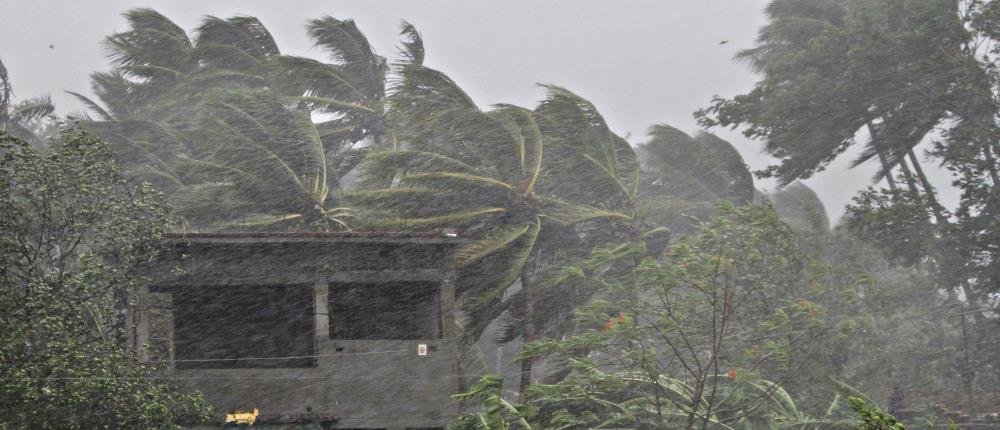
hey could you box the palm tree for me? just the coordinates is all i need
[71,9,396,230]
[69,9,283,192]
[0,58,55,145]
[349,45,647,391]
[634,125,756,235]
[770,181,829,233]
[167,89,355,229]
[638,124,754,205]
[272,16,395,150]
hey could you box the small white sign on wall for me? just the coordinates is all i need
[417,344,428,356]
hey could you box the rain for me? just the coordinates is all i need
[1,1,998,429]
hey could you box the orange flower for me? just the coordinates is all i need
[604,319,614,333]
[727,369,737,378]
[618,314,626,324]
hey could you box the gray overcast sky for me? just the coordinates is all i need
[0,0,959,223]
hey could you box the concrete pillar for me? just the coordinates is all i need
[314,281,329,339]
[440,267,456,340]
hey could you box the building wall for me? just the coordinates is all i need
[143,236,461,429]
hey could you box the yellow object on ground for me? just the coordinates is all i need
[225,408,259,425]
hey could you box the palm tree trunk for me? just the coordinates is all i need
[877,151,899,191]
[867,121,899,191]
[907,150,947,225]
[984,144,1000,187]
[518,266,536,397]
[897,156,921,195]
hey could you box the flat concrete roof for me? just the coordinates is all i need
[162,229,465,244]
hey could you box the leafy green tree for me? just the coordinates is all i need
[697,0,980,213]
[0,131,208,429]
[517,202,835,429]
[452,376,533,430]
[699,0,1000,410]
[850,397,905,430]
[0,58,55,145]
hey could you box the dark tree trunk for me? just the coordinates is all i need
[518,266,536,398]
[867,121,899,191]
[908,150,948,225]
[897,156,921,195]
[983,143,1000,187]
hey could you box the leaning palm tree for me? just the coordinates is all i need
[69,9,285,192]
[72,9,396,230]
[271,16,395,151]
[349,40,644,390]
[638,125,754,205]
[0,58,55,144]
[167,89,355,230]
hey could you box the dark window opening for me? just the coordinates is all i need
[172,284,314,369]
[329,282,440,340]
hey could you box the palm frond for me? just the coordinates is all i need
[307,16,386,97]
[194,14,280,72]
[230,213,304,227]
[493,104,544,189]
[0,58,11,113]
[460,219,541,340]
[205,90,328,202]
[399,171,515,193]
[10,96,54,122]
[540,197,632,226]
[455,224,532,268]
[288,95,377,114]
[268,55,367,101]
[360,150,478,188]
[104,8,195,80]
[398,20,425,65]
[369,207,506,229]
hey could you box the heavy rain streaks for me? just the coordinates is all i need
[1,1,999,429]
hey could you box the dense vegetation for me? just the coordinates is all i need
[1,0,998,428]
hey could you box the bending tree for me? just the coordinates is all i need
[72,9,395,230]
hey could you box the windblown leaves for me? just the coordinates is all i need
[699,0,982,185]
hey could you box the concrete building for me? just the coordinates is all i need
[138,231,463,429]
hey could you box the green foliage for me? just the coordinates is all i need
[697,0,981,184]
[510,202,839,429]
[849,397,904,430]
[699,0,1000,408]
[14,5,999,424]
[451,376,532,430]
[843,188,935,266]
[0,131,208,428]
[638,124,754,205]
[353,63,643,346]
[73,9,401,231]
[770,182,829,234]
